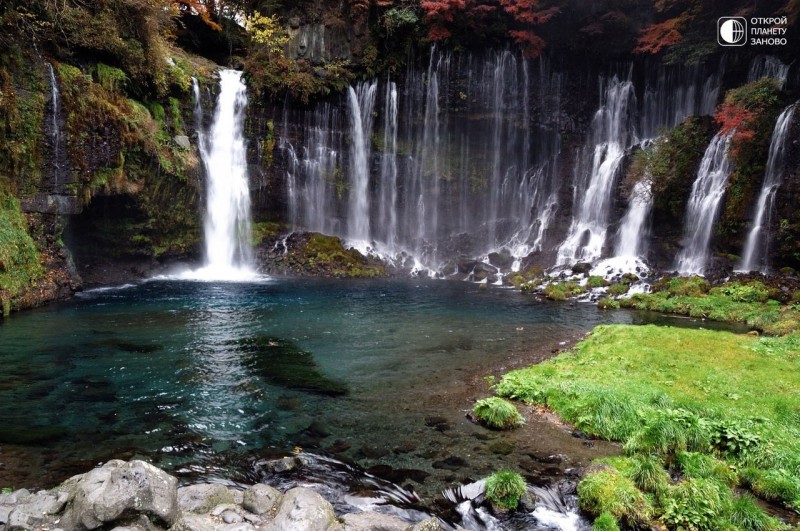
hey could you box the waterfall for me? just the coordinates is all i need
[738,104,796,273]
[378,79,399,248]
[347,81,378,243]
[675,132,733,275]
[615,180,653,257]
[46,63,64,193]
[193,70,254,279]
[748,56,790,88]
[557,76,638,265]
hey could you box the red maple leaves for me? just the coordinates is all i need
[421,0,557,57]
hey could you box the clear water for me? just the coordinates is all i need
[0,280,633,502]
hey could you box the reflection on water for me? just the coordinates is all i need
[1,279,635,528]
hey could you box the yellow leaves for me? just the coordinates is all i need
[246,12,289,55]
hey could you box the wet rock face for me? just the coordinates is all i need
[61,459,179,530]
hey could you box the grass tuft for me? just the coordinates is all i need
[485,470,526,510]
[472,397,524,430]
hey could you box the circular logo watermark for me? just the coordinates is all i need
[718,17,748,46]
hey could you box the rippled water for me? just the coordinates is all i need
[1,278,636,527]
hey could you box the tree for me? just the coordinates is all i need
[420,0,556,57]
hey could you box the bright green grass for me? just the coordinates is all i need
[496,324,800,528]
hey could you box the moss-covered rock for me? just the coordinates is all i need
[257,231,388,278]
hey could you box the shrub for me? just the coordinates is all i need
[485,470,526,510]
[588,276,608,288]
[543,281,585,301]
[714,281,770,303]
[472,397,524,430]
[607,283,630,296]
[708,419,761,456]
[578,469,653,526]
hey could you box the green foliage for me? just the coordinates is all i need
[0,188,43,311]
[628,454,670,497]
[246,12,289,54]
[251,221,283,246]
[591,512,620,531]
[597,297,620,310]
[629,116,714,222]
[472,397,524,430]
[485,470,526,510]
[94,63,128,92]
[621,278,800,336]
[662,477,731,531]
[382,7,420,35]
[606,283,629,296]
[675,452,738,487]
[496,324,800,515]
[543,280,585,301]
[708,419,761,456]
[587,275,608,288]
[713,281,770,303]
[624,408,710,456]
[578,469,652,526]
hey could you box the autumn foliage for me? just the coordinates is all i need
[420,0,557,57]
[634,15,685,54]
[174,0,221,31]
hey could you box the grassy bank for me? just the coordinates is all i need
[0,189,42,316]
[495,324,800,530]
[617,277,800,336]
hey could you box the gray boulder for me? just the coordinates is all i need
[177,484,235,514]
[173,136,191,150]
[340,512,408,530]
[61,460,178,530]
[263,488,335,531]
[241,485,281,516]
[408,518,445,531]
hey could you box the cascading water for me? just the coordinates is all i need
[675,132,734,275]
[187,70,255,280]
[615,180,653,258]
[46,63,67,195]
[278,51,730,277]
[557,76,638,266]
[738,103,796,273]
[347,81,378,243]
[378,79,399,249]
[748,55,790,88]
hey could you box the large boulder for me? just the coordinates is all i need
[61,460,179,530]
[263,487,336,531]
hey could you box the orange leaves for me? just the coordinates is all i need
[420,0,556,56]
[634,16,684,54]
[715,102,757,153]
[174,0,221,31]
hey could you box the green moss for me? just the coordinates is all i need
[542,280,585,301]
[485,470,526,510]
[472,397,524,430]
[232,335,348,396]
[93,63,128,92]
[251,221,284,246]
[587,275,608,288]
[0,188,43,310]
[591,512,620,531]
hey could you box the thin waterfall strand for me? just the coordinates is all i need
[738,103,796,272]
[675,132,733,275]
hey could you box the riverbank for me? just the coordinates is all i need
[493,324,800,530]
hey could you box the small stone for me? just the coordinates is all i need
[408,518,445,531]
[173,135,191,150]
[221,510,242,524]
[519,491,537,512]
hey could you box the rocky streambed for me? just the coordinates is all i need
[0,459,444,531]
